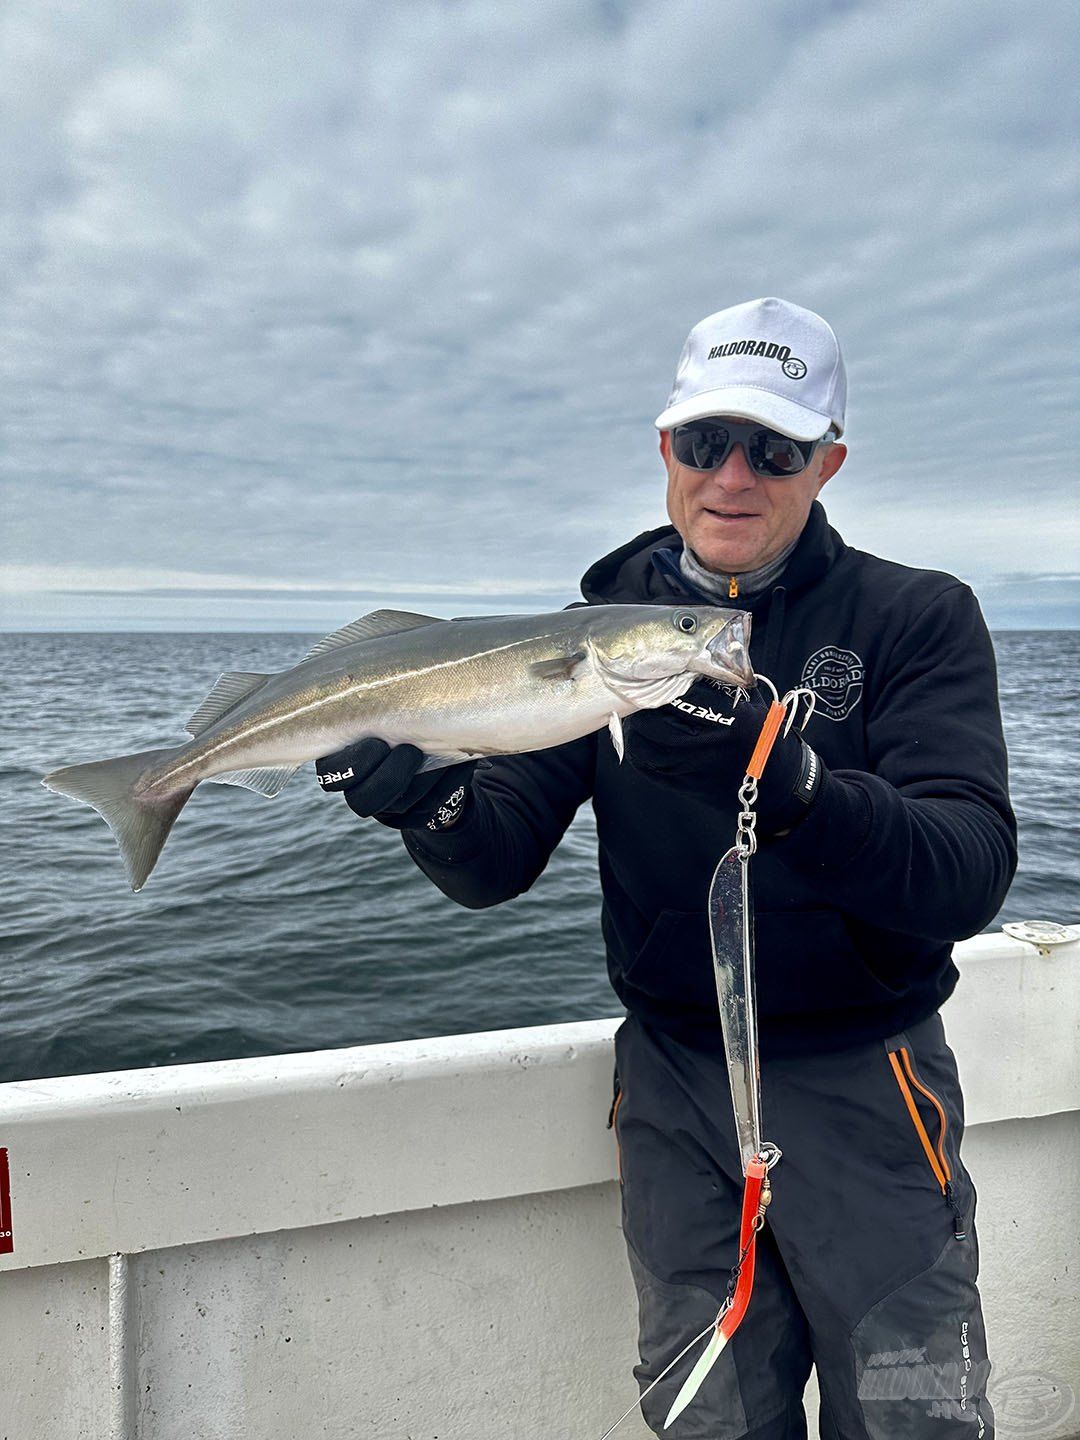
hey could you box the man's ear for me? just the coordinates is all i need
[816,441,847,491]
[659,430,671,461]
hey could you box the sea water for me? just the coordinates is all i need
[1,630,1075,1082]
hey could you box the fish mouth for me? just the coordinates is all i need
[702,611,754,687]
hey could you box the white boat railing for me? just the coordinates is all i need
[1,925,1078,1439]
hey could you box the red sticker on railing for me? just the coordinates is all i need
[0,1147,13,1254]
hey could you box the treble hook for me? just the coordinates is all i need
[752,674,816,737]
[780,685,817,737]
[752,672,780,705]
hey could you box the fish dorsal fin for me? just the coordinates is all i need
[186,672,271,737]
[206,765,299,798]
[301,609,443,663]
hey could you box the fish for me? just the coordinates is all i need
[42,603,753,891]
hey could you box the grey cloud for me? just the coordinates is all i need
[1,0,1077,626]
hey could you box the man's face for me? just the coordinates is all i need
[661,419,847,574]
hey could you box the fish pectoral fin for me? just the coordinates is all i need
[186,672,271,737]
[608,712,625,762]
[207,765,299,798]
[529,650,589,682]
[301,609,443,661]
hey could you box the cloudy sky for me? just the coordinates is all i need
[2,0,1077,631]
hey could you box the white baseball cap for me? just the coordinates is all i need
[655,297,847,440]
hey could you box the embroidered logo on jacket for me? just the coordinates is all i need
[800,646,864,721]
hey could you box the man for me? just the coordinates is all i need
[318,298,1016,1438]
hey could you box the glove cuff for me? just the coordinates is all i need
[425,781,471,833]
[357,760,477,832]
[761,738,824,836]
[792,739,823,808]
[404,789,488,865]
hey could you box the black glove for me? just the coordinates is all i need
[315,738,478,832]
[622,681,823,836]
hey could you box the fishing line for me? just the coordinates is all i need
[595,1317,718,1440]
[595,672,809,1436]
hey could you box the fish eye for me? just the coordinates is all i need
[674,612,698,634]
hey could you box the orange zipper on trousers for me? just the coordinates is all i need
[887,1045,967,1239]
[888,1047,951,1188]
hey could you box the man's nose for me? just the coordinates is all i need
[710,442,759,490]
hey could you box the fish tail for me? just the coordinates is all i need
[42,747,193,892]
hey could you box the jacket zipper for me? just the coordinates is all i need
[887,1045,967,1240]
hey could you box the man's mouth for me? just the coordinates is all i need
[703,508,759,521]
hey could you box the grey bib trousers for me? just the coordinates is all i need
[612,1011,992,1439]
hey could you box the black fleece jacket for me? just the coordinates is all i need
[403,503,1017,1055]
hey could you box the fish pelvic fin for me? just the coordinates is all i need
[42,747,193,892]
[417,750,485,773]
[608,711,625,761]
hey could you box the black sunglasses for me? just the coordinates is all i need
[671,418,833,478]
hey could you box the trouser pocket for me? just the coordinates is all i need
[886,1041,968,1241]
[607,1064,624,1184]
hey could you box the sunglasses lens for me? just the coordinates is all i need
[672,419,817,476]
[673,423,729,470]
[750,430,812,476]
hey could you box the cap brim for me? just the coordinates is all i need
[654,387,838,441]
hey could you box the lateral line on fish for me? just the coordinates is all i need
[152,632,571,790]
